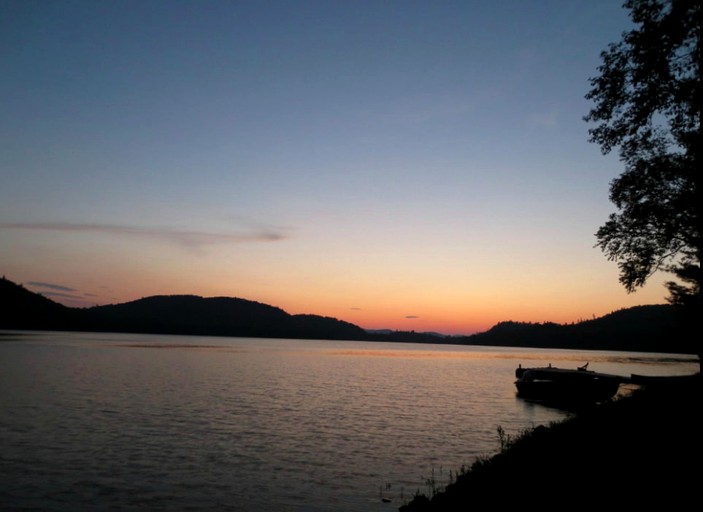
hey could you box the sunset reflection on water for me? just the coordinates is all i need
[0,331,696,511]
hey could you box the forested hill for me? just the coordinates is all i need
[455,305,693,354]
[0,276,694,354]
[0,277,369,342]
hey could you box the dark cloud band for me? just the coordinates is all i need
[27,281,76,292]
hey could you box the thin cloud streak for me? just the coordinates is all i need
[27,281,76,292]
[0,222,288,249]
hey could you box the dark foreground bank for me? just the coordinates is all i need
[400,374,701,510]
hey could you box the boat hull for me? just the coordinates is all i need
[515,366,621,405]
[515,378,620,404]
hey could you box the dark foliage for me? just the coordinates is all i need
[456,304,695,354]
[0,276,77,330]
[82,295,293,338]
[584,0,700,304]
[289,314,370,340]
[400,374,701,510]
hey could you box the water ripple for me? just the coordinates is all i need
[1,333,696,511]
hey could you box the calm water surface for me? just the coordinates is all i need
[0,331,697,511]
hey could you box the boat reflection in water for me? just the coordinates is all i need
[514,363,623,406]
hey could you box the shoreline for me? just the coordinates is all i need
[399,373,700,510]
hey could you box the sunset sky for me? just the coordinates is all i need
[1,0,671,334]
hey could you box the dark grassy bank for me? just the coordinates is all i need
[399,374,700,510]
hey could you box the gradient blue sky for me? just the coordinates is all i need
[1,0,670,334]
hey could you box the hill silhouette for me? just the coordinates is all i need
[0,276,694,353]
[0,277,370,342]
[455,304,694,354]
[0,276,77,330]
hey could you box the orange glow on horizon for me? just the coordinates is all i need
[11,246,671,337]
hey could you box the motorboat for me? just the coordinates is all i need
[514,363,622,405]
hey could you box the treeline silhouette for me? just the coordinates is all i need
[0,277,367,341]
[0,277,694,354]
[459,304,693,354]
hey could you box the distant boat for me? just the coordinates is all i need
[514,363,622,405]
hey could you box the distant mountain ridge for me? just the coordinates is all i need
[0,278,370,342]
[0,277,694,354]
[456,304,692,354]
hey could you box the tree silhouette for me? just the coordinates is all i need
[584,0,699,312]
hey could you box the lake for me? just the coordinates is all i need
[0,331,697,511]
